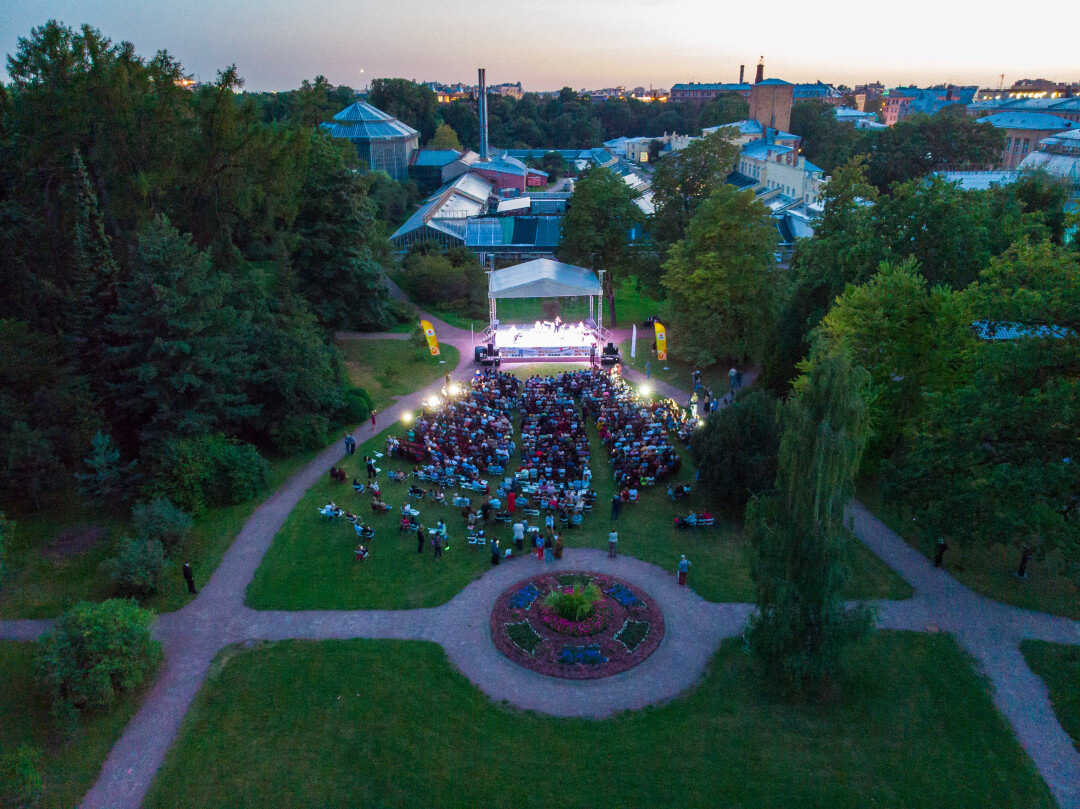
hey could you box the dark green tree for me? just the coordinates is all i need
[291,133,392,330]
[697,92,750,131]
[558,167,645,325]
[746,352,875,697]
[650,129,740,254]
[369,78,437,142]
[76,432,137,502]
[105,215,254,446]
[691,390,780,513]
[661,185,782,365]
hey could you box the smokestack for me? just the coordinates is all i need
[478,67,489,159]
[739,64,745,84]
[755,56,764,84]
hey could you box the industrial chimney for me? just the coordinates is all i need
[478,68,489,159]
[755,56,764,84]
[739,64,745,84]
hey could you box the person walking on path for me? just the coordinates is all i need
[608,529,618,559]
[344,434,356,455]
[182,562,197,594]
[371,409,378,430]
[934,537,948,568]
[554,533,563,559]
[677,554,690,585]
[644,360,651,379]
[610,493,622,521]
[416,523,426,554]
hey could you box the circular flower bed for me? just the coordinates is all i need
[490,572,665,679]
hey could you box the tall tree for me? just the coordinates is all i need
[368,78,437,143]
[661,185,782,365]
[697,92,749,131]
[746,352,874,697]
[558,167,645,325]
[105,215,255,447]
[291,133,392,330]
[650,129,740,252]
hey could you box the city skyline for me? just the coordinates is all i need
[2,0,1078,94]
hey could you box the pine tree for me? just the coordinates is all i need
[71,148,121,380]
[746,352,874,697]
[76,432,136,501]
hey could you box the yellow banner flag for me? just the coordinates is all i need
[420,320,440,356]
[654,321,667,361]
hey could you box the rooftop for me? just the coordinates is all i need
[976,112,1078,131]
[321,101,419,142]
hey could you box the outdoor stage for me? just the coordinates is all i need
[475,258,618,365]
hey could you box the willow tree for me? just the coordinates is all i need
[746,351,874,697]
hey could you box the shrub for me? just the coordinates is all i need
[132,498,192,555]
[0,511,11,586]
[102,537,165,598]
[150,434,269,515]
[691,389,780,513]
[271,412,331,453]
[544,583,602,622]
[341,387,373,424]
[14,744,44,806]
[34,599,161,722]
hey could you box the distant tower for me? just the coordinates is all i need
[755,56,764,84]
[478,68,489,159]
[739,64,745,84]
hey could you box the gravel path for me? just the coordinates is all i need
[1,307,1077,808]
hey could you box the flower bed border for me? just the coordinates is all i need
[490,572,665,680]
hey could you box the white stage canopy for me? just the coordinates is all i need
[488,259,602,299]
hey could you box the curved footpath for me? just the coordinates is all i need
[0,313,1077,809]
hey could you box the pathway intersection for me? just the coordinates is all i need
[1,311,1077,808]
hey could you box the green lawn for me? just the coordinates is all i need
[0,641,151,809]
[619,336,738,400]
[397,278,659,333]
[337,339,461,411]
[859,478,1080,619]
[0,451,319,619]
[1021,640,1080,751]
[143,634,1055,809]
[247,382,908,610]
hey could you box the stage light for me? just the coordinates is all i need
[640,384,652,397]
[427,395,441,408]
[448,384,461,396]
[697,419,705,427]
[402,411,413,423]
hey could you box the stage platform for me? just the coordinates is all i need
[475,321,618,364]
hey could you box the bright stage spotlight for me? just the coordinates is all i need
[401,411,413,423]
[427,395,441,409]
[639,384,652,397]
[448,384,461,397]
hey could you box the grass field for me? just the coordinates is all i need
[0,451,320,619]
[246,377,909,611]
[859,478,1080,619]
[337,339,461,411]
[143,634,1055,809]
[1021,640,1080,751]
[0,641,152,809]
[619,336,738,401]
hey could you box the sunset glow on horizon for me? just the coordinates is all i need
[3,0,1078,93]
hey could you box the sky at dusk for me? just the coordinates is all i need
[2,0,1078,93]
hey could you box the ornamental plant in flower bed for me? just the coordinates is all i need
[490,572,664,680]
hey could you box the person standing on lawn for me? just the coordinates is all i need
[677,554,690,585]
[182,562,197,594]
[610,493,622,520]
[608,530,618,559]
[416,523,426,554]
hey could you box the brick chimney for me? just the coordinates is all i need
[755,57,764,84]
[739,64,745,84]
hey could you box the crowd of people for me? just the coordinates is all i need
[391,370,520,486]
[579,370,684,488]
